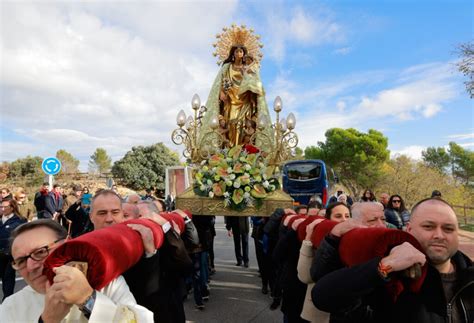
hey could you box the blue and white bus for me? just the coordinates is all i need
[282,159,333,206]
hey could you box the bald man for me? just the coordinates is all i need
[312,198,473,323]
[379,193,390,209]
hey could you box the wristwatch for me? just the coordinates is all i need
[79,290,96,319]
[162,221,172,234]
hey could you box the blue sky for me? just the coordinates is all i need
[1,0,472,170]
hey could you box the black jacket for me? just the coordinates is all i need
[384,208,403,230]
[312,251,474,323]
[273,229,308,321]
[0,214,26,254]
[192,215,215,252]
[124,229,192,323]
[225,216,249,234]
[44,192,63,218]
[65,202,93,238]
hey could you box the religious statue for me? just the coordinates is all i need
[199,24,274,151]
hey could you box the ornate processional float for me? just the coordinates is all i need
[172,24,298,216]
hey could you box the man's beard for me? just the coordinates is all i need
[426,242,456,265]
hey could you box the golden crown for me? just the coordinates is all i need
[212,24,264,65]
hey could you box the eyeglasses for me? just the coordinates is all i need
[11,238,65,270]
[392,200,401,203]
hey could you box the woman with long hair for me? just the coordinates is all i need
[384,194,410,229]
[360,189,376,202]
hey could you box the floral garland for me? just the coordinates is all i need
[193,145,280,211]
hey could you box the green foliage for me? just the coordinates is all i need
[0,162,9,182]
[56,149,79,174]
[455,41,474,98]
[448,142,474,187]
[8,156,44,185]
[89,148,112,174]
[422,147,450,173]
[376,155,461,207]
[377,152,474,209]
[111,143,180,190]
[305,128,389,196]
[422,142,474,187]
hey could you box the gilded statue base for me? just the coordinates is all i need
[175,188,294,217]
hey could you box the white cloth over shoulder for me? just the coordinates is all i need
[0,275,153,323]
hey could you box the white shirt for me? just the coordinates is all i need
[2,213,14,224]
[0,275,153,323]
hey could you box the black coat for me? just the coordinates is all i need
[44,192,63,218]
[64,202,93,238]
[34,191,48,215]
[123,229,192,323]
[312,251,474,323]
[273,229,308,322]
[0,214,26,254]
[192,215,214,252]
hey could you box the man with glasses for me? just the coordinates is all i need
[0,199,26,300]
[0,219,153,322]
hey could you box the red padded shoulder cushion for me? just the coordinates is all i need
[297,216,326,242]
[161,211,185,234]
[338,227,427,300]
[310,220,339,247]
[287,214,306,228]
[43,218,164,290]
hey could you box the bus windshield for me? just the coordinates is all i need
[286,163,322,180]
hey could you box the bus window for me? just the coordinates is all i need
[282,160,330,206]
[287,163,321,180]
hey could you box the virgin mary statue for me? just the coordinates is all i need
[199,25,274,152]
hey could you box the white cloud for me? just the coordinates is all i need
[336,101,346,112]
[353,62,457,120]
[0,2,237,168]
[264,5,345,62]
[390,145,425,160]
[297,113,352,148]
[333,47,352,55]
[447,132,474,141]
[264,61,461,153]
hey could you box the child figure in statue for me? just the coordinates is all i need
[218,115,230,147]
[199,25,274,154]
[242,55,258,77]
[243,118,256,143]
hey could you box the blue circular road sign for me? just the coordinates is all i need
[42,157,62,175]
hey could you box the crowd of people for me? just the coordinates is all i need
[247,188,473,323]
[0,182,472,322]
